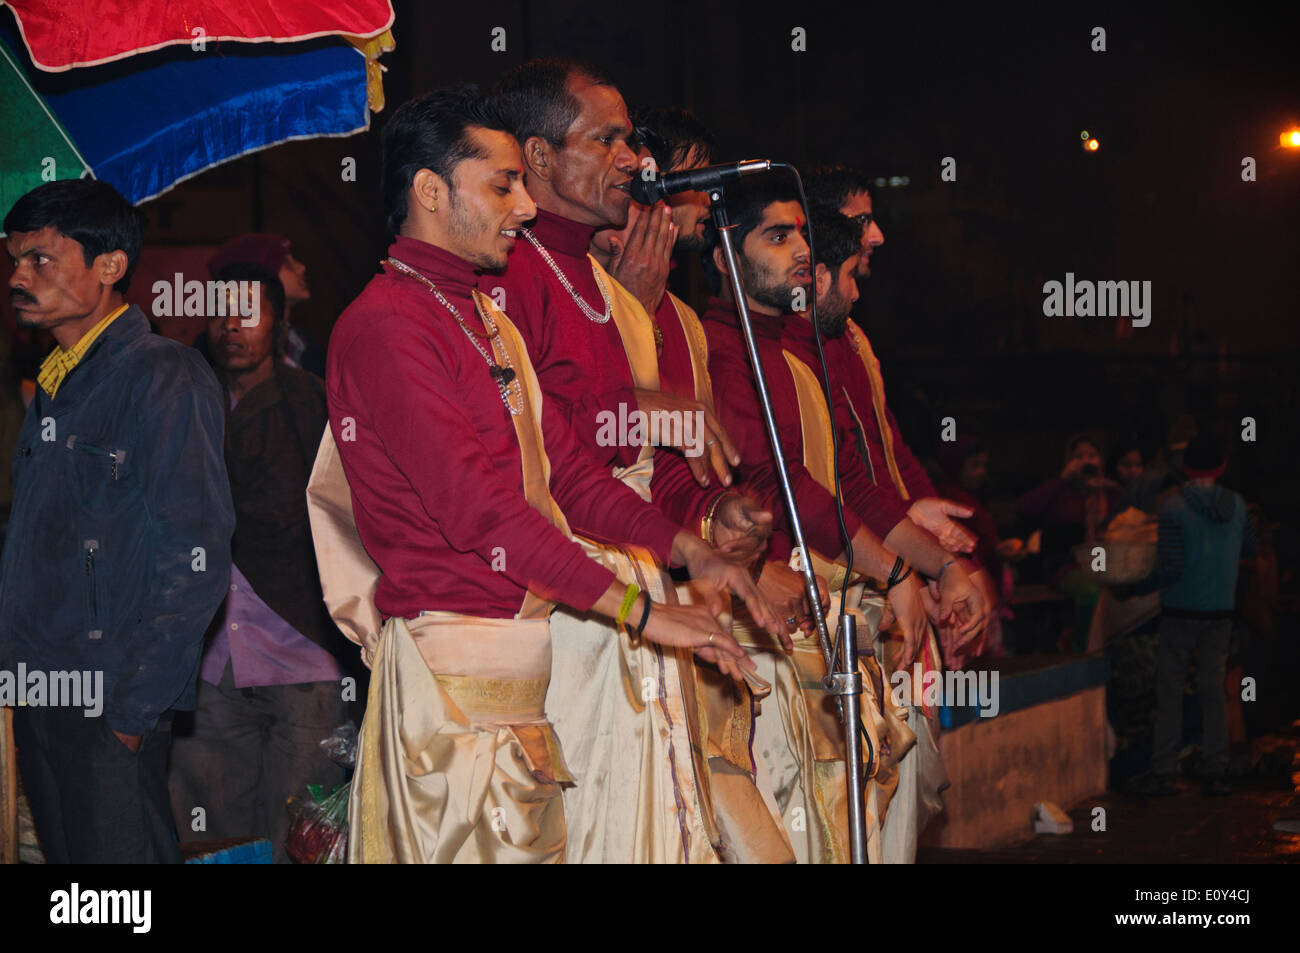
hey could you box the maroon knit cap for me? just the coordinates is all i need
[208,233,291,279]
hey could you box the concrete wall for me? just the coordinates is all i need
[923,687,1109,849]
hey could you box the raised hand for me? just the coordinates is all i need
[609,202,675,315]
[907,496,976,554]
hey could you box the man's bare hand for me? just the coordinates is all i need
[711,493,773,565]
[888,572,929,667]
[674,532,783,638]
[933,561,987,643]
[908,497,976,554]
[608,202,675,315]
[634,387,739,487]
[640,599,755,682]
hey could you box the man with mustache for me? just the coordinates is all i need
[488,59,787,862]
[590,108,818,635]
[1,179,233,863]
[306,86,754,862]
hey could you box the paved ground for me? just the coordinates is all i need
[919,730,1300,864]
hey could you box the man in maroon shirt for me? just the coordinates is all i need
[588,110,818,633]
[704,178,988,864]
[315,87,762,863]
[807,167,1000,630]
[704,179,987,659]
[486,59,793,862]
[801,203,994,664]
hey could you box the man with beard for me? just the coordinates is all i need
[1,179,233,863]
[488,59,789,863]
[702,182,988,861]
[807,167,997,626]
[305,86,758,863]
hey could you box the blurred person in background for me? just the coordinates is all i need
[200,233,326,377]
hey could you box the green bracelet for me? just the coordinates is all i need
[616,583,641,626]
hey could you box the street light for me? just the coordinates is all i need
[1281,128,1300,149]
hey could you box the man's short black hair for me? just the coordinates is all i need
[710,176,802,253]
[381,85,509,234]
[804,164,874,212]
[493,57,615,149]
[630,106,717,174]
[701,176,802,291]
[213,262,287,358]
[809,205,862,273]
[3,179,143,294]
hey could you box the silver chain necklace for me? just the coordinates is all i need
[520,227,612,324]
[385,256,523,416]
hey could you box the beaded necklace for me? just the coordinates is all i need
[385,256,523,416]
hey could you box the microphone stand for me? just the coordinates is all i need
[707,182,868,864]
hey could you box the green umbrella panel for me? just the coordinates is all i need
[0,39,91,220]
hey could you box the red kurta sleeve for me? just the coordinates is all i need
[539,399,680,564]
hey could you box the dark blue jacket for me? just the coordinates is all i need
[0,306,234,735]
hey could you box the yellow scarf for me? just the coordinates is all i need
[845,319,909,500]
[37,303,129,397]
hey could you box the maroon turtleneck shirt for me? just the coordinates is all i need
[702,296,910,562]
[482,209,716,523]
[327,236,679,620]
[822,326,936,501]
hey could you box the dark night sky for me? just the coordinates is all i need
[6,3,1297,519]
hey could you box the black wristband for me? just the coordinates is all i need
[886,555,905,588]
[632,595,652,639]
[886,564,913,591]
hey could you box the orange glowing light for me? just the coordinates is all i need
[1282,129,1300,148]
[1085,138,1100,151]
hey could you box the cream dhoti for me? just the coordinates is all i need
[545,455,721,864]
[350,612,571,863]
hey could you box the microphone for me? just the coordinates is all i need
[629,159,775,205]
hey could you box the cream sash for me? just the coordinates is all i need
[732,348,926,862]
[844,319,910,501]
[593,256,659,501]
[784,342,949,862]
[668,292,716,411]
